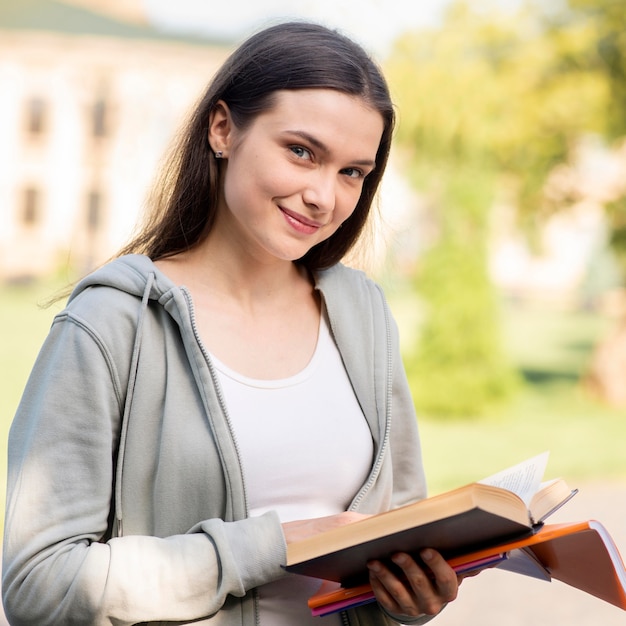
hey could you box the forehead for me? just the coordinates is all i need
[255,89,385,154]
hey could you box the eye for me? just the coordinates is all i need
[290,145,312,161]
[341,167,365,180]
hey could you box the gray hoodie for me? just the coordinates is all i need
[3,254,428,626]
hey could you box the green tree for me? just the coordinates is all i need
[565,0,626,139]
[559,0,626,272]
[407,163,516,416]
[385,0,608,416]
[554,0,626,408]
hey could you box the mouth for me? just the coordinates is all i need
[280,207,325,235]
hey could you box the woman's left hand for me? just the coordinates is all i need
[367,549,459,618]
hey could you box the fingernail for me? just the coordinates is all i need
[421,549,434,561]
[367,561,381,573]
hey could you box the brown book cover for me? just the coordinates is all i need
[287,489,535,584]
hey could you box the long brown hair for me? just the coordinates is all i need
[119,21,395,271]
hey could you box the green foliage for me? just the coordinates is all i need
[419,302,623,493]
[387,0,608,215]
[559,0,626,267]
[405,164,519,417]
[565,0,626,138]
[606,195,626,273]
[383,0,618,418]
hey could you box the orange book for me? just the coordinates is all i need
[307,520,626,616]
[490,520,626,610]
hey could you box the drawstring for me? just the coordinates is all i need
[114,272,155,537]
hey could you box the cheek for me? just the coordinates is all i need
[222,159,264,211]
[335,186,364,223]
[225,154,289,205]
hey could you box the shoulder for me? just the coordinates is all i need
[52,258,159,360]
[61,254,172,333]
[315,263,385,305]
[315,264,391,325]
[59,284,144,348]
[315,263,397,346]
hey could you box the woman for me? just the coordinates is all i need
[2,22,459,626]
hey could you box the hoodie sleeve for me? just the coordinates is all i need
[2,312,286,626]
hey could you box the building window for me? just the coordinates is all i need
[21,186,41,226]
[86,190,103,232]
[92,97,108,138]
[25,97,47,136]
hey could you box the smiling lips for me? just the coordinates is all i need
[280,206,325,235]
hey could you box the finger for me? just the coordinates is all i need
[367,559,421,617]
[368,551,460,617]
[389,553,450,616]
[417,550,459,603]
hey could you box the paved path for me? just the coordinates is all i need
[0,482,624,625]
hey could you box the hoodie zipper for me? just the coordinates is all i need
[347,283,393,513]
[181,287,261,626]
[181,287,250,517]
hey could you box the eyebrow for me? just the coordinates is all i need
[283,130,377,168]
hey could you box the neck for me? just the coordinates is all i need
[182,237,311,307]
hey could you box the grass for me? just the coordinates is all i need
[419,385,626,493]
[0,280,66,527]
[1,278,625,518]
[1,281,63,421]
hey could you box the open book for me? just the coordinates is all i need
[307,520,626,616]
[286,452,577,585]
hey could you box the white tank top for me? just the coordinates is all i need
[211,311,374,625]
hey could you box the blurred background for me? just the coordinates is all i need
[1,0,625,624]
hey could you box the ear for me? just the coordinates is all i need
[208,100,233,157]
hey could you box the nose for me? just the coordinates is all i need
[302,170,336,214]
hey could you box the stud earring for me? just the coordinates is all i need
[214,150,223,159]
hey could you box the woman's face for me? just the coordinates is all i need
[209,89,384,264]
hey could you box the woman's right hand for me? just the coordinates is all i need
[282,512,369,544]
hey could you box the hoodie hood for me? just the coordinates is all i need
[69,254,173,304]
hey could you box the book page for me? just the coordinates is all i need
[496,547,551,581]
[589,520,626,584]
[478,452,549,507]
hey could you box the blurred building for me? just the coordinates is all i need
[0,0,229,280]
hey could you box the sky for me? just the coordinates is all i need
[143,0,457,58]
